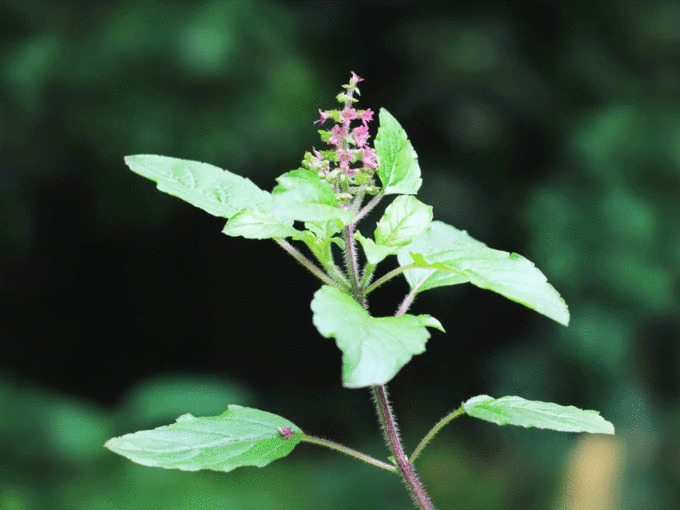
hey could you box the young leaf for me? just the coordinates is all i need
[222,210,301,239]
[310,285,444,388]
[375,195,433,249]
[125,155,272,218]
[463,395,615,434]
[355,232,397,265]
[272,169,354,224]
[374,109,422,195]
[304,219,341,241]
[397,221,570,326]
[104,405,303,472]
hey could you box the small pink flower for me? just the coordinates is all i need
[351,72,364,84]
[314,109,331,125]
[360,108,374,126]
[353,125,369,147]
[340,107,357,126]
[328,124,347,148]
[361,147,377,169]
[337,149,353,166]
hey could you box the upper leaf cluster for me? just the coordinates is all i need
[125,108,568,389]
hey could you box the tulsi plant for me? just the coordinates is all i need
[106,73,614,509]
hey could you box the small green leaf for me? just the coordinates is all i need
[310,285,442,388]
[463,395,615,434]
[125,155,272,218]
[104,405,303,472]
[222,210,301,239]
[397,221,570,326]
[272,169,354,224]
[355,232,397,265]
[374,109,422,195]
[304,219,342,241]
[375,195,433,248]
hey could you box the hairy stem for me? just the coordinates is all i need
[372,385,435,510]
[300,434,397,472]
[341,204,435,509]
[409,406,465,465]
[274,237,340,288]
[350,192,383,226]
[343,224,365,306]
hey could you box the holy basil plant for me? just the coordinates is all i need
[106,73,614,510]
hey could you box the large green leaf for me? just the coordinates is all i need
[310,285,443,388]
[125,155,272,218]
[397,221,570,326]
[375,195,433,249]
[374,109,422,195]
[222,210,301,239]
[272,169,354,224]
[463,395,615,434]
[104,406,302,472]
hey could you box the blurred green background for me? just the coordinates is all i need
[1,1,679,508]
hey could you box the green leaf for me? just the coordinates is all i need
[463,395,615,434]
[355,232,397,265]
[104,405,303,472]
[375,195,433,248]
[272,169,354,224]
[397,221,570,326]
[304,219,342,241]
[374,109,422,195]
[222,210,301,239]
[310,285,443,388]
[125,155,272,218]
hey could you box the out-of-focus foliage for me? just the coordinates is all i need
[2,0,680,509]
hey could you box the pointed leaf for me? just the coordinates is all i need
[374,109,422,195]
[104,405,303,472]
[397,221,570,326]
[355,232,397,265]
[463,395,615,434]
[310,285,443,388]
[222,210,301,239]
[375,195,433,248]
[125,155,272,218]
[272,169,354,224]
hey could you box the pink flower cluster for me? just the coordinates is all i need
[303,73,380,206]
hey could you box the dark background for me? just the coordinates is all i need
[2,1,680,509]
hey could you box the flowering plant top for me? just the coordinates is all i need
[303,72,378,209]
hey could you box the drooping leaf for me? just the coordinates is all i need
[272,169,354,224]
[374,109,422,195]
[310,285,444,388]
[375,195,433,248]
[397,221,570,326]
[125,155,272,218]
[222,210,301,239]
[463,395,615,434]
[104,405,303,472]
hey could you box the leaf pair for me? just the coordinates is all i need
[104,397,613,474]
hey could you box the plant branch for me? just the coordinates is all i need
[372,385,435,510]
[300,434,397,472]
[273,237,339,288]
[350,191,383,227]
[409,406,465,465]
[343,224,364,305]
